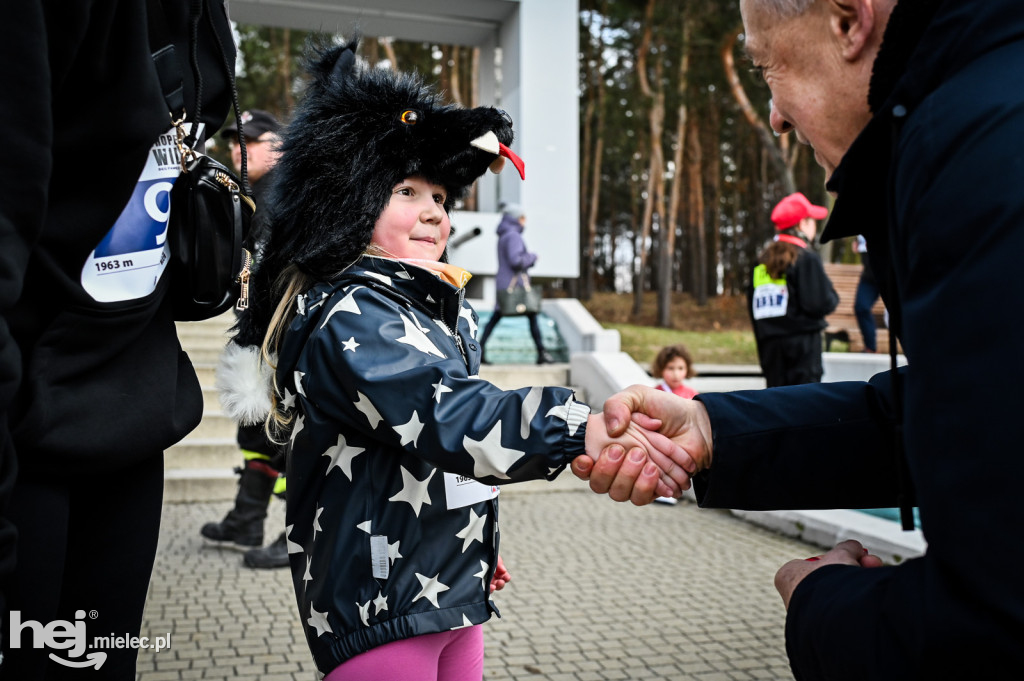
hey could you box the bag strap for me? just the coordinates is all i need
[146,0,251,195]
[507,273,531,292]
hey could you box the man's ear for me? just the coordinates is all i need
[828,0,877,61]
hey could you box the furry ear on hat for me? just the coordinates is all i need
[222,35,526,423]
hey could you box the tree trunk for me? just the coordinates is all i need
[686,115,707,305]
[633,0,665,316]
[658,13,690,327]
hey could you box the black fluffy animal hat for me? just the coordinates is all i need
[220,37,524,423]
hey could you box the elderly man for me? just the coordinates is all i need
[574,0,1024,678]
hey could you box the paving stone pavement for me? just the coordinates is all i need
[138,481,821,681]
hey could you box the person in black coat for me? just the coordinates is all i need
[2,2,236,677]
[575,0,1024,679]
[749,192,838,386]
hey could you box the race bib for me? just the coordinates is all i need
[444,472,499,510]
[751,265,788,320]
[80,124,202,302]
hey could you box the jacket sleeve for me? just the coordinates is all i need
[693,370,902,510]
[301,288,589,484]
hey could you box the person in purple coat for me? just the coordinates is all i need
[478,204,554,364]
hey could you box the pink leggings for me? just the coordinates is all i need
[324,625,484,681]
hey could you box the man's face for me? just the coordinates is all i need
[229,133,280,182]
[740,0,875,180]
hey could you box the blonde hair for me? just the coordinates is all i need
[261,264,314,438]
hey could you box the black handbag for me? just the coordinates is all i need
[150,0,255,321]
[167,141,255,320]
[497,273,542,315]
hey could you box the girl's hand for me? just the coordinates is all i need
[490,555,511,592]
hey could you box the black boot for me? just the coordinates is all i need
[243,531,290,569]
[536,350,555,365]
[201,462,277,550]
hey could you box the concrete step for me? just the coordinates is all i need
[188,411,238,439]
[164,468,238,503]
[166,437,239,470]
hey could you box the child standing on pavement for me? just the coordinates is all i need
[650,344,698,505]
[651,344,699,400]
[216,39,689,681]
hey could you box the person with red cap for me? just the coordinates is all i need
[748,192,838,387]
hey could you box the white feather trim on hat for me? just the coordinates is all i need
[215,342,275,425]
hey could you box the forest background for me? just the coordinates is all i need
[224,0,862,366]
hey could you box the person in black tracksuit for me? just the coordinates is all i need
[201,110,291,570]
[749,192,838,387]
[2,2,235,678]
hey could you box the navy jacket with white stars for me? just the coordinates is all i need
[276,255,591,672]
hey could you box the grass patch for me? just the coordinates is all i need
[575,291,759,368]
[606,323,759,369]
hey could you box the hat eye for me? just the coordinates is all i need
[400,110,419,125]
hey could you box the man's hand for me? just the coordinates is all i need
[580,409,696,504]
[572,385,713,504]
[775,540,884,609]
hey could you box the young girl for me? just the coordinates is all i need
[651,344,699,400]
[218,39,690,681]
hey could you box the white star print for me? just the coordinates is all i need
[308,605,332,637]
[521,387,543,438]
[433,319,454,338]
[396,312,445,357]
[546,396,591,436]
[464,421,523,480]
[452,614,474,630]
[455,509,487,553]
[294,371,307,397]
[432,380,453,403]
[296,292,307,316]
[372,591,389,615]
[354,391,383,430]
[413,573,450,608]
[280,387,296,411]
[285,524,303,554]
[393,410,425,447]
[322,434,365,480]
[290,414,305,444]
[356,600,371,627]
[303,556,313,591]
[389,540,403,565]
[313,506,324,540]
[342,336,360,352]
[388,467,435,517]
[357,520,372,534]
[320,289,362,329]
[365,271,393,286]
[459,306,478,338]
[473,560,490,591]
[307,291,328,313]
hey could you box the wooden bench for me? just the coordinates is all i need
[822,263,895,353]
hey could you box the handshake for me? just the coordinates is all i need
[575,384,713,505]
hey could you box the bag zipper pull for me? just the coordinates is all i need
[236,249,252,310]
